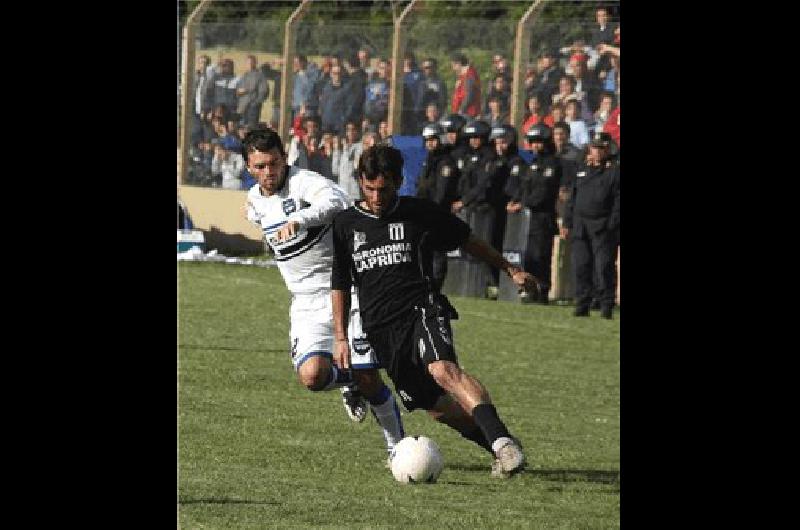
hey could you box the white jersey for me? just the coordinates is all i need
[246,166,349,295]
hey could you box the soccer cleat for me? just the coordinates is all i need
[574,306,590,317]
[492,438,526,478]
[341,386,369,423]
[600,306,613,319]
[386,447,396,469]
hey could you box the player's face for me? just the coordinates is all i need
[247,147,286,196]
[424,137,439,151]
[469,137,482,149]
[359,174,398,216]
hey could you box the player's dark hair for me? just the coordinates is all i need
[450,52,468,66]
[553,120,571,135]
[358,145,404,185]
[241,127,285,163]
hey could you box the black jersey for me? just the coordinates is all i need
[331,196,471,332]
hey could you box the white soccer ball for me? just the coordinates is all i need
[390,435,444,484]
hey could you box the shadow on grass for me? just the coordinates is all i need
[179,498,279,506]
[446,464,619,485]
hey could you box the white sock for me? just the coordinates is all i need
[491,436,513,455]
[369,386,405,453]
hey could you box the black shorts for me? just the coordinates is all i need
[366,293,459,412]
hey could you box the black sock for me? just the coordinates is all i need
[458,426,494,455]
[472,403,511,448]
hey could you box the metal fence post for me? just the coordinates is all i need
[179,0,213,185]
[279,0,313,144]
[510,0,547,133]
[388,0,420,136]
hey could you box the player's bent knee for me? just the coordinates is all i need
[427,360,462,390]
[297,357,331,391]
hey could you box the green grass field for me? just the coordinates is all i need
[178,262,620,529]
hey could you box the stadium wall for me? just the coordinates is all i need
[178,185,264,254]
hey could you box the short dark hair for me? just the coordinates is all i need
[450,52,468,66]
[553,120,571,135]
[357,144,404,185]
[241,127,286,163]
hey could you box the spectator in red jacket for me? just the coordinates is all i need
[521,94,546,140]
[450,52,482,118]
[602,106,620,149]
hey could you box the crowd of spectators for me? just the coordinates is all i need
[186,7,619,196]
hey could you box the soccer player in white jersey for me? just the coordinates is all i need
[241,127,405,464]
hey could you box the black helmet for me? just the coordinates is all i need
[525,123,552,143]
[439,114,467,133]
[421,123,443,139]
[462,120,490,139]
[589,131,613,148]
[489,124,517,143]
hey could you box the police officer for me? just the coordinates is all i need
[451,119,492,214]
[416,123,460,210]
[505,124,562,303]
[416,123,460,292]
[479,124,525,294]
[438,113,469,168]
[561,131,620,319]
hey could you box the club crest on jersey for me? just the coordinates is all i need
[511,165,520,176]
[353,231,367,251]
[282,198,296,215]
[389,223,405,241]
[530,164,538,172]
[544,167,553,177]
[577,171,586,178]
[457,159,464,169]
[441,165,451,177]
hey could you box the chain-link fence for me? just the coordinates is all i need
[179,0,620,189]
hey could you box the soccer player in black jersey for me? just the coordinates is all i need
[330,144,540,478]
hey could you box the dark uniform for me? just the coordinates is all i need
[505,124,562,302]
[563,132,620,317]
[417,124,460,292]
[478,125,523,287]
[416,142,460,208]
[439,114,469,168]
[331,196,470,412]
[456,120,493,208]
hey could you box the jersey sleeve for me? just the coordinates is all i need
[330,212,353,292]
[419,199,471,251]
[245,187,264,225]
[287,171,350,230]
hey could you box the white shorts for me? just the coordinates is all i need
[289,289,379,371]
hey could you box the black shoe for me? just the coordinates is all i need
[574,307,590,317]
[600,307,613,319]
[341,387,369,422]
[590,299,602,310]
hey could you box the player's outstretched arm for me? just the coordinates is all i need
[331,288,351,370]
[289,175,349,230]
[461,234,540,292]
